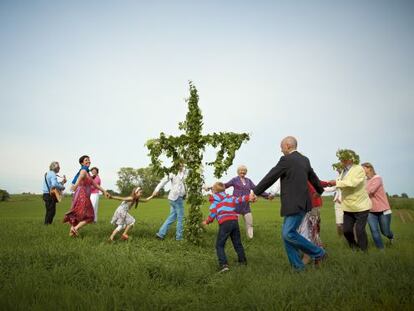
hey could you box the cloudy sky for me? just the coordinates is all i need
[1,0,413,196]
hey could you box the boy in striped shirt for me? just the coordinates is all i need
[202,182,254,273]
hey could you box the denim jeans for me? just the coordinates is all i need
[216,220,246,266]
[343,210,369,251]
[282,212,325,270]
[367,212,393,249]
[157,197,184,240]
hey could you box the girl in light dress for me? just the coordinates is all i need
[108,187,153,241]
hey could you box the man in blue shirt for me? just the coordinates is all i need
[42,161,66,224]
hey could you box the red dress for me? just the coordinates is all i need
[63,175,95,226]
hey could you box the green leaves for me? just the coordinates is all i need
[332,148,360,170]
[146,82,250,244]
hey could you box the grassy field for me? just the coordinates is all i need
[0,195,413,310]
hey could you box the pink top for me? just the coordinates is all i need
[366,175,391,212]
[90,175,101,194]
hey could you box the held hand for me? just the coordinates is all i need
[268,194,275,201]
[313,192,321,199]
[152,191,159,197]
[328,180,336,186]
[142,195,153,202]
[62,175,67,184]
[201,220,208,226]
[249,191,257,202]
[202,185,211,192]
[104,191,111,199]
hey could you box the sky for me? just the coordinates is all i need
[0,0,413,196]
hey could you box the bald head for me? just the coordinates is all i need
[281,136,298,155]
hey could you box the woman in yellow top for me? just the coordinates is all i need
[330,149,371,251]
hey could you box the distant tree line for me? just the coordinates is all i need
[386,193,410,199]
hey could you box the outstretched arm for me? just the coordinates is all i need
[203,202,218,225]
[224,178,235,189]
[110,195,134,202]
[152,174,170,196]
[91,178,107,196]
[140,195,154,202]
[253,156,287,196]
[308,166,324,195]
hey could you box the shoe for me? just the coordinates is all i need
[155,233,164,240]
[389,238,394,245]
[121,234,129,240]
[219,264,230,273]
[314,252,328,266]
[238,261,247,266]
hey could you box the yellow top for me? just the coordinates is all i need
[336,164,371,212]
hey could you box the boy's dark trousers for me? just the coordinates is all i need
[42,193,57,224]
[216,220,246,266]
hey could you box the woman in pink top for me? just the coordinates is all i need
[362,162,394,249]
[90,167,101,223]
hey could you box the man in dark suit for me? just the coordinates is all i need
[252,136,326,271]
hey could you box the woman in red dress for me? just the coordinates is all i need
[63,155,108,237]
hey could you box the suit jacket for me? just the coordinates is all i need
[253,151,324,217]
[335,164,371,212]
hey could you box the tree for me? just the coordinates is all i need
[116,166,165,197]
[146,82,249,244]
[116,167,141,195]
[136,165,164,197]
[0,189,10,201]
[401,193,409,198]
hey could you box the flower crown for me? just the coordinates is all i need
[332,149,360,171]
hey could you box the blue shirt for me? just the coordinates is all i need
[42,171,65,194]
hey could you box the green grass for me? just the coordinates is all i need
[388,197,414,211]
[1,195,414,310]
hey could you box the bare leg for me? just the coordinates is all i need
[109,229,119,241]
[123,224,133,235]
[74,221,88,232]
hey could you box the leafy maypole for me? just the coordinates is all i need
[146,82,249,244]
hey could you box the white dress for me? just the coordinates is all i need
[110,201,136,229]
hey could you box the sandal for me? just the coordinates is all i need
[121,233,129,240]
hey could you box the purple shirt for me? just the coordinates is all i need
[225,176,269,215]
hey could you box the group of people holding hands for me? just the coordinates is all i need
[42,135,394,272]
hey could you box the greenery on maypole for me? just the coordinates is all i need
[146,82,249,244]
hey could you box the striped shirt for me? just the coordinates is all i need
[205,192,250,225]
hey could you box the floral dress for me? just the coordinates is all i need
[63,174,94,226]
[111,201,135,228]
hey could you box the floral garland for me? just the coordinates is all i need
[332,148,360,171]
